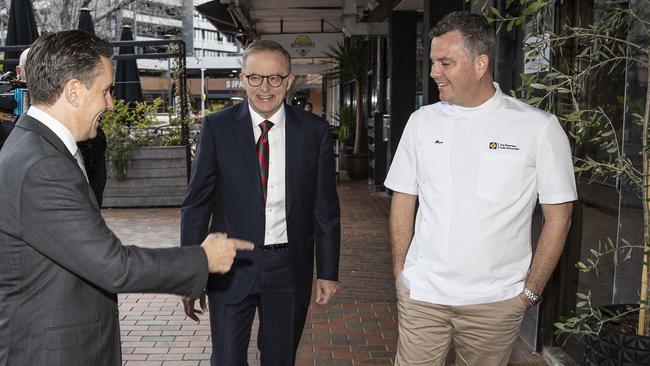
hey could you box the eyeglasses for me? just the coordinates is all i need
[243,73,290,88]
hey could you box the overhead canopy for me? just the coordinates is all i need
[243,0,345,34]
[195,1,241,35]
[195,0,368,40]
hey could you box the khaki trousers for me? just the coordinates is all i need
[395,279,528,366]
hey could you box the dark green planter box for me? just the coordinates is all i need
[103,146,189,207]
[585,304,650,366]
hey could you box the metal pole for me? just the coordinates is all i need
[201,68,206,117]
[178,40,188,146]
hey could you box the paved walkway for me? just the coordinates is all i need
[104,180,546,366]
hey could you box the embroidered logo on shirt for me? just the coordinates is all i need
[435,140,444,144]
[489,142,519,150]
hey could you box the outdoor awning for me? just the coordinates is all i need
[195,0,367,40]
[195,1,241,35]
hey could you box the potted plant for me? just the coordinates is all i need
[489,1,650,363]
[100,98,192,207]
[333,103,354,171]
[325,37,369,179]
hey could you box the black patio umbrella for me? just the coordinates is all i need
[113,25,143,104]
[4,0,39,73]
[76,7,107,207]
[77,7,95,35]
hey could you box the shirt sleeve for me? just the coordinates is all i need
[384,113,419,195]
[536,116,577,204]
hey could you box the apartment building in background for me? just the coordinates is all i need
[116,0,244,109]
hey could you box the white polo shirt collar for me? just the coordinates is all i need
[439,83,503,116]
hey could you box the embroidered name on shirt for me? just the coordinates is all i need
[489,142,519,150]
[435,140,444,144]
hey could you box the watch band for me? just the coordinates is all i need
[523,287,542,305]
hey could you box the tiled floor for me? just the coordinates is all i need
[104,179,546,366]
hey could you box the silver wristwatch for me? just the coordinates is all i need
[523,287,542,306]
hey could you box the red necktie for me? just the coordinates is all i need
[256,120,274,203]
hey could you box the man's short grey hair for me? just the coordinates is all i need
[429,11,496,69]
[242,40,292,73]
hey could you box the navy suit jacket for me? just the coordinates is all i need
[181,102,340,305]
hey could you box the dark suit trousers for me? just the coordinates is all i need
[209,247,307,366]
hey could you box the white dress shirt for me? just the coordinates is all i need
[249,105,288,245]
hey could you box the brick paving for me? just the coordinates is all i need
[103,179,546,366]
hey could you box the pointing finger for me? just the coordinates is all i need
[232,240,255,251]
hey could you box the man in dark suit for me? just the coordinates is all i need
[14,47,107,206]
[181,40,341,366]
[0,30,254,366]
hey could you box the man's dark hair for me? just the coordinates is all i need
[430,11,496,69]
[242,39,292,73]
[26,30,113,106]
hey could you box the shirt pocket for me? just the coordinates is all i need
[477,153,525,202]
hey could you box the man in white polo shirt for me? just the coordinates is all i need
[385,12,577,366]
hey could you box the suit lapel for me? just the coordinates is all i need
[17,115,73,161]
[284,105,304,218]
[16,115,100,210]
[233,101,265,202]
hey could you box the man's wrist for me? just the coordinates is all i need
[522,287,542,306]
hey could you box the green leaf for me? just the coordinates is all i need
[601,129,614,137]
[530,83,547,90]
[515,15,526,26]
[526,97,543,104]
[489,7,501,18]
[576,262,589,271]
[522,1,548,16]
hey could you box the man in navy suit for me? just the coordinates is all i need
[181,40,341,366]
